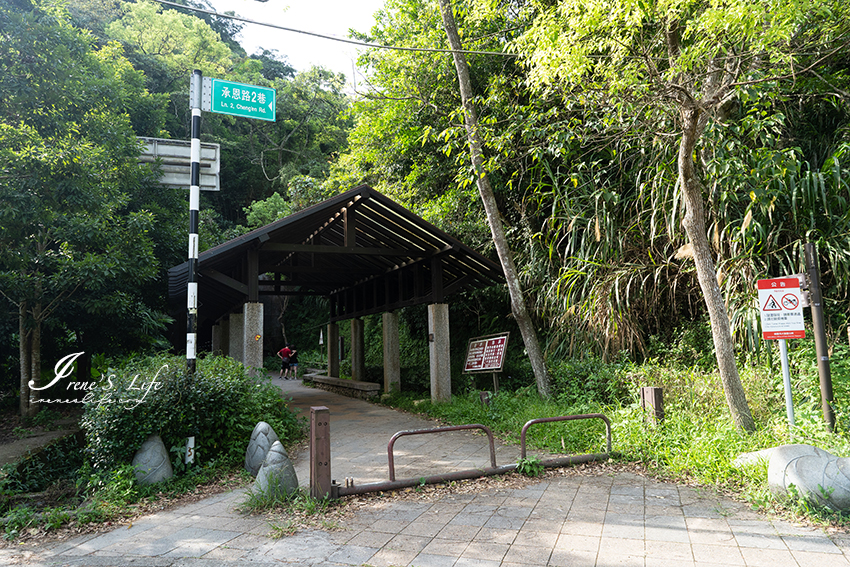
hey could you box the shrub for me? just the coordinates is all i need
[81,353,304,472]
[0,433,84,495]
[549,356,628,406]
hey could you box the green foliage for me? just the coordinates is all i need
[30,408,61,429]
[81,353,304,472]
[240,485,330,515]
[244,192,291,229]
[515,455,544,478]
[549,356,628,406]
[0,434,84,494]
[3,505,35,541]
[105,0,233,79]
[0,0,180,410]
[646,318,717,371]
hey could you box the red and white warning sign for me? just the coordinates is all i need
[757,277,805,340]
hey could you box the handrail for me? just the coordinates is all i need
[520,414,612,459]
[387,424,496,481]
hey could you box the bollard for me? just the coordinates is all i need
[640,387,664,424]
[310,406,332,499]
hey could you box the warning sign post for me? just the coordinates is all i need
[757,276,806,430]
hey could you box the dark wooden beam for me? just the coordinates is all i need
[258,290,326,296]
[265,266,375,275]
[431,256,444,303]
[202,269,248,296]
[260,243,415,256]
[344,206,356,247]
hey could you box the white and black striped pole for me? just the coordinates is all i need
[186,69,202,374]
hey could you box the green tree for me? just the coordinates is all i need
[0,0,165,416]
[105,0,233,80]
[437,0,551,397]
[513,0,850,430]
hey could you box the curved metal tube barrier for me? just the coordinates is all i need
[330,414,612,498]
[387,424,497,481]
[519,413,612,467]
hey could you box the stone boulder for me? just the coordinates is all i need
[768,444,850,511]
[732,448,775,469]
[254,440,299,498]
[132,435,173,485]
[245,421,279,477]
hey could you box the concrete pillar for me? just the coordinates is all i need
[243,302,264,372]
[211,323,222,355]
[428,303,451,403]
[383,311,401,393]
[351,318,365,381]
[327,322,339,378]
[229,312,244,364]
[220,317,230,357]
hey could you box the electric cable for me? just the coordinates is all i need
[152,0,517,57]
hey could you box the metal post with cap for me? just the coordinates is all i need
[186,69,202,375]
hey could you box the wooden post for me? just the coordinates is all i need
[310,406,332,499]
[640,387,664,424]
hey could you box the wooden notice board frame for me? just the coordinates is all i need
[463,330,510,392]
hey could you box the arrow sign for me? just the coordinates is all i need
[206,78,276,122]
[757,277,805,339]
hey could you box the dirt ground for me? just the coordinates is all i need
[0,405,82,468]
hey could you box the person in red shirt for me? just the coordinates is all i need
[277,344,292,379]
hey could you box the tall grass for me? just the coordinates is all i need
[384,334,850,523]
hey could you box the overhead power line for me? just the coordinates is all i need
[152,0,516,57]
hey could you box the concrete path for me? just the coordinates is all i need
[6,377,850,567]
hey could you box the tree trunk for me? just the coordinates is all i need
[678,106,755,432]
[437,0,551,398]
[28,302,42,419]
[19,301,31,418]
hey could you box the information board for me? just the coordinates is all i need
[463,333,509,373]
[757,277,805,340]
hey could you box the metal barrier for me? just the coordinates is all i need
[318,410,613,498]
[520,413,612,467]
[387,424,497,481]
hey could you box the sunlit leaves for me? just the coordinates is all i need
[105,0,232,78]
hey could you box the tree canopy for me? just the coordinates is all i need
[0,0,172,415]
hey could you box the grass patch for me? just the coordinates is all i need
[240,486,343,537]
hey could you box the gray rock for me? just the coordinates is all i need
[132,434,173,485]
[245,421,279,477]
[254,440,299,499]
[768,444,850,511]
[733,448,775,468]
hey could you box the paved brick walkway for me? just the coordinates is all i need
[5,377,850,566]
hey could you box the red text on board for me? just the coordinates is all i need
[463,333,509,373]
[757,277,805,340]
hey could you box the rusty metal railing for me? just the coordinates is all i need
[520,413,612,467]
[387,424,497,481]
[325,413,613,498]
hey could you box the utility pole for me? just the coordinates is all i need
[805,242,835,431]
